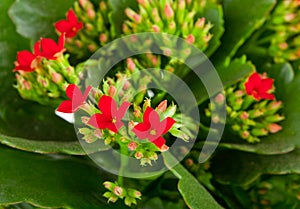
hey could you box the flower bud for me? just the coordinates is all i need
[103,181,114,190]
[81,116,90,124]
[128,141,138,151]
[268,123,282,133]
[195,18,205,28]
[240,112,249,120]
[157,100,167,113]
[127,188,142,199]
[51,72,63,83]
[186,34,195,44]
[152,25,160,33]
[127,58,136,72]
[99,33,108,44]
[164,3,174,19]
[94,129,102,138]
[134,151,143,159]
[108,86,116,97]
[113,186,124,197]
[214,93,225,104]
[87,8,96,19]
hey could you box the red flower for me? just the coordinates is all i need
[244,72,275,101]
[55,9,83,38]
[132,107,176,149]
[35,34,65,60]
[57,84,92,113]
[88,96,130,133]
[14,50,36,72]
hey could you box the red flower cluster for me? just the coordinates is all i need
[55,9,83,38]
[88,96,131,133]
[14,34,66,72]
[244,72,275,101]
[57,84,92,113]
[132,107,176,149]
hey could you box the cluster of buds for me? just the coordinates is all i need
[13,34,80,107]
[265,0,300,63]
[248,174,300,208]
[57,69,195,166]
[55,0,112,59]
[206,72,284,143]
[103,181,142,206]
[123,0,213,52]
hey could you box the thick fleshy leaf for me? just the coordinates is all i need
[163,152,223,209]
[9,0,75,41]
[212,0,276,64]
[211,149,300,186]
[0,144,125,209]
[186,56,254,104]
[202,1,224,57]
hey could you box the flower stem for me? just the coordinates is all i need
[117,141,129,186]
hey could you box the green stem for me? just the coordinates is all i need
[117,141,129,186]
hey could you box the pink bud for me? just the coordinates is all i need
[99,34,108,43]
[127,58,136,72]
[235,90,245,97]
[114,186,123,197]
[85,23,93,31]
[152,25,160,33]
[269,101,282,110]
[164,4,174,18]
[23,80,31,90]
[81,116,89,124]
[52,72,63,83]
[160,144,169,152]
[164,48,171,56]
[284,13,296,22]
[123,80,131,90]
[241,131,250,139]
[278,42,288,50]
[240,112,249,120]
[268,123,282,133]
[196,18,205,28]
[157,100,167,113]
[87,44,97,52]
[214,93,225,104]
[103,181,114,190]
[108,86,116,97]
[94,129,102,138]
[87,8,96,19]
[134,151,143,159]
[128,141,138,151]
[185,158,194,166]
[75,40,82,48]
[133,14,142,23]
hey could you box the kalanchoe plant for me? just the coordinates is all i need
[4,0,300,208]
[55,0,112,59]
[206,71,284,143]
[13,34,81,106]
[123,0,213,51]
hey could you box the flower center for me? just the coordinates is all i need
[112,117,117,124]
[72,26,77,32]
[150,129,156,135]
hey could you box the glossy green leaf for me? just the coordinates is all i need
[163,152,223,209]
[202,2,224,57]
[9,0,75,41]
[186,56,254,104]
[212,0,276,64]
[219,63,300,154]
[0,144,124,209]
[211,149,300,186]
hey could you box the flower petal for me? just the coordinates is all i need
[260,78,274,92]
[66,84,76,99]
[88,114,112,129]
[67,9,78,24]
[116,101,131,120]
[57,100,73,113]
[152,136,166,148]
[98,95,118,116]
[162,117,176,134]
[132,122,151,139]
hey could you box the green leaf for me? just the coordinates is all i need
[202,2,224,57]
[0,144,124,209]
[108,0,138,37]
[0,1,87,154]
[9,0,75,41]
[212,0,276,64]
[211,149,300,186]
[219,63,300,154]
[186,56,254,104]
[163,152,223,209]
